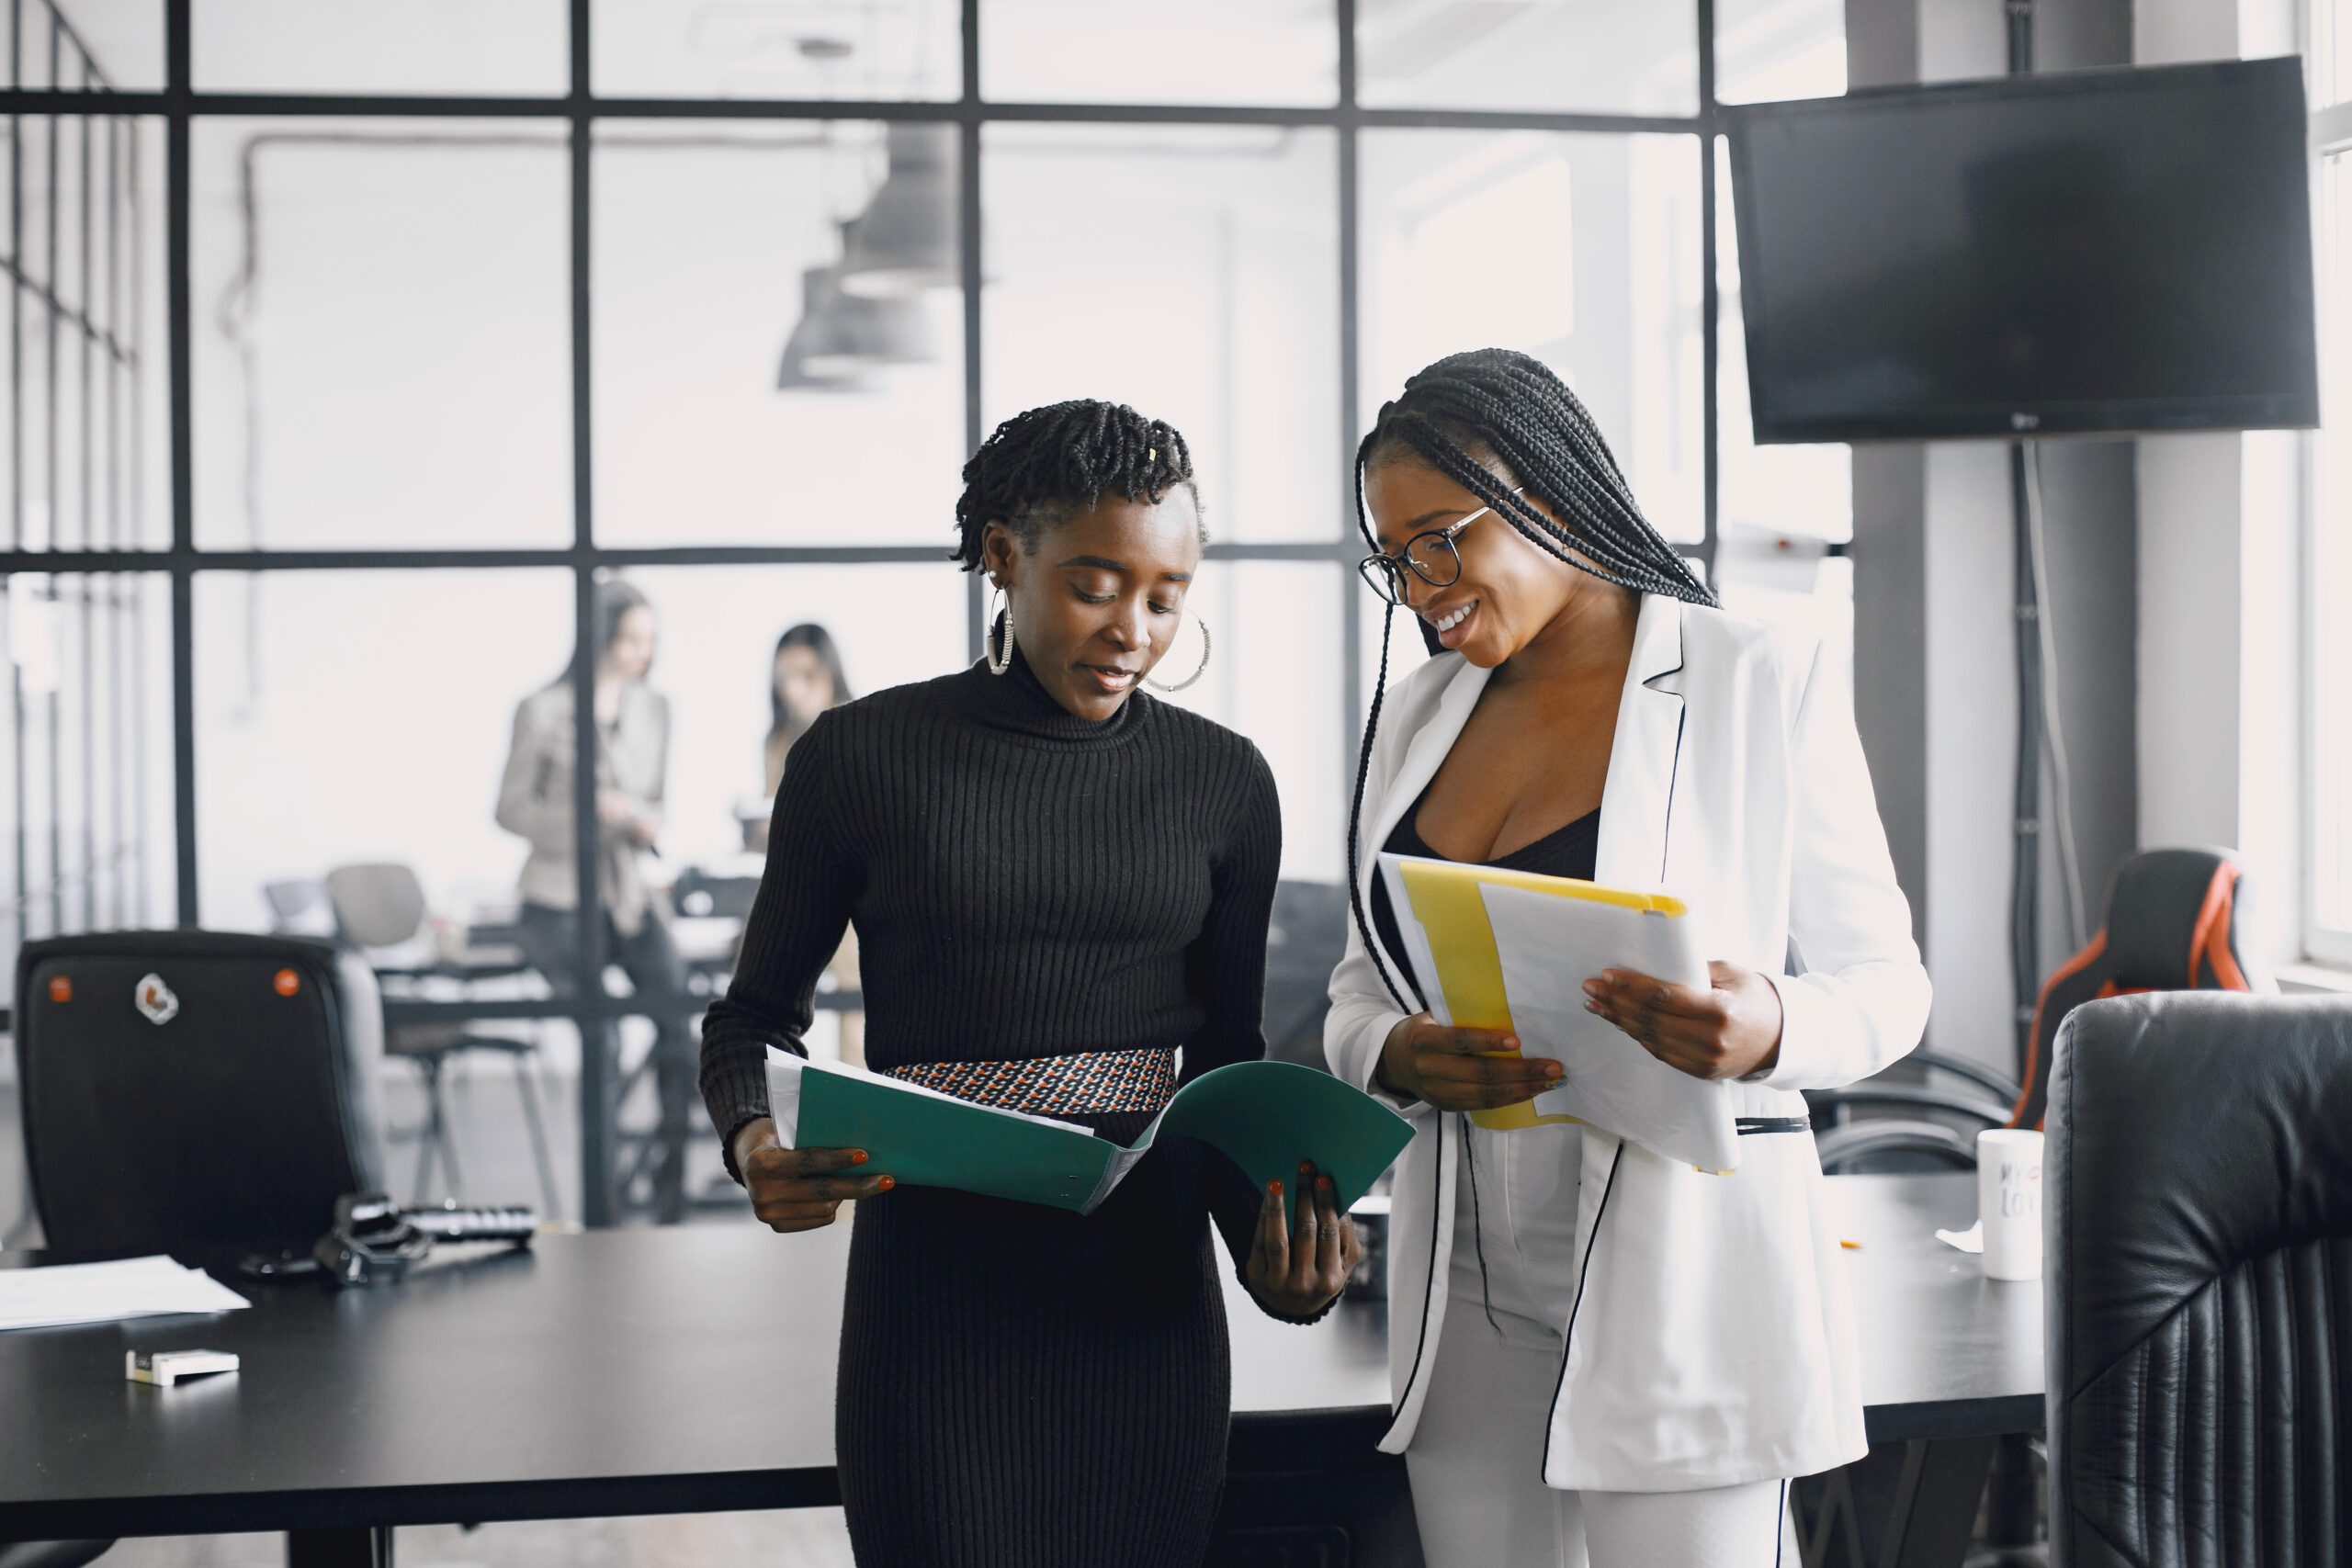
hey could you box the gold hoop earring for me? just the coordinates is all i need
[1146,616,1212,693]
[986,583,1015,675]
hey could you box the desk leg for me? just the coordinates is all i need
[286,1528,392,1568]
[581,1014,618,1228]
[1792,1435,1996,1568]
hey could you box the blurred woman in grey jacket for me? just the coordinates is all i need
[496,578,695,1219]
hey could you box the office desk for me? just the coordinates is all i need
[0,1176,2036,1568]
[0,1224,1410,1564]
[1801,1172,2045,1568]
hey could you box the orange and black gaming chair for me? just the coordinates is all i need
[1812,847,2267,1172]
[2006,846,2263,1129]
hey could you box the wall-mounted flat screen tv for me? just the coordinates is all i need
[1727,57,2317,443]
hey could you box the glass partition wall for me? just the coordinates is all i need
[0,0,1850,1226]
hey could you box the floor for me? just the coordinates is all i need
[0,1058,858,1568]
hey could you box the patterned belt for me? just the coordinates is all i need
[880,1046,1180,1118]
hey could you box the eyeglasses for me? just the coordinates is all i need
[1355,488,1525,606]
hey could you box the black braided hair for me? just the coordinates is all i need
[1345,348,1718,1011]
[950,399,1203,572]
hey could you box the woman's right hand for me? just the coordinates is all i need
[730,1117,895,1234]
[1374,1014,1563,1112]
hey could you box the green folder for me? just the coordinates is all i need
[765,1049,1414,1223]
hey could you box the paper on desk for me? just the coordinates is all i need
[1478,881,1740,1172]
[0,1255,250,1332]
[1935,1221,1984,1254]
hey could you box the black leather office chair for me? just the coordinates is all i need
[2046,990,2352,1567]
[16,931,387,1255]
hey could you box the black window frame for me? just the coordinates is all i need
[0,0,1740,1224]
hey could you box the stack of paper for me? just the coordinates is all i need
[0,1255,252,1332]
[1378,852,1740,1171]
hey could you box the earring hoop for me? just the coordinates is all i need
[986,583,1015,675]
[1146,615,1213,693]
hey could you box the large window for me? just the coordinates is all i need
[0,0,1848,1224]
[2310,10,2352,964]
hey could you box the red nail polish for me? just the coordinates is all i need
[851,1151,868,1164]
[1270,1179,1284,1197]
[876,1175,895,1190]
[1317,1176,1332,1192]
[1298,1159,1313,1173]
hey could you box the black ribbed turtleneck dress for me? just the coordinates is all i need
[700,648,1288,1568]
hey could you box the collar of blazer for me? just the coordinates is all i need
[1363,592,1690,909]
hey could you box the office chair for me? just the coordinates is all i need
[2046,990,2352,1567]
[323,863,561,1219]
[15,931,386,1255]
[1812,847,2263,1174]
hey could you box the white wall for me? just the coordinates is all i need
[2133,0,2310,971]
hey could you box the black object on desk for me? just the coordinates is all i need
[15,932,390,1257]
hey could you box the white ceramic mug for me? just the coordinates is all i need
[1976,1128,2044,1281]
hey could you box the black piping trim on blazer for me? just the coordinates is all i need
[1542,1139,1626,1478]
[1736,1116,1813,1135]
[1390,1109,1444,1421]
[1657,704,1686,884]
[1538,632,1681,1478]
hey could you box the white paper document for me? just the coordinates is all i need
[0,1255,251,1332]
[1477,881,1741,1172]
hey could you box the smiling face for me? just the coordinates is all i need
[982,491,1204,721]
[1365,456,1612,669]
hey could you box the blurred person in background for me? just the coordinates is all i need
[759,622,862,1063]
[497,577,698,1221]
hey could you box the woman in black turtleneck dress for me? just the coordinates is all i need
[699,401,1361,1568]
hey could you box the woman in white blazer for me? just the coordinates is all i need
[1326,351,1931,1568]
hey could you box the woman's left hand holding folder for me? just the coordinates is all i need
[732,1117,898,1234]
[1581,962,1784,1082]
[1244,1163,1363,1320]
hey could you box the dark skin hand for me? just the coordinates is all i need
[1243,1162,1364,1318]
[1374,1015,1562,1111]
[732,1117,894,1233]
[1583,962,1783,1081]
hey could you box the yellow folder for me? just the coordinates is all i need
[1385,855,1688,1133]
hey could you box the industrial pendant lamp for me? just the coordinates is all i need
[776,228,937,389]
[836,122,956,297]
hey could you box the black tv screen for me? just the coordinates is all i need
[1728,58,2318,443]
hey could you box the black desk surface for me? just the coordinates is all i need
[1829,1171,2044,1443]
[0,1173,2040,1539]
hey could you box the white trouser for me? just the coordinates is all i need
[1403,1121,1792,1568]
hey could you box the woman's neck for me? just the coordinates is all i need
[1497,580,1641,689]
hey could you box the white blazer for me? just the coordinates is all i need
[1326,592,1932,1493]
